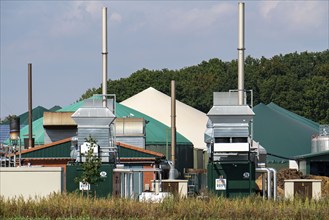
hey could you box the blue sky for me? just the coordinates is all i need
[1,0,328,119]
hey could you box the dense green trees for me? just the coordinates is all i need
[80,50,329,124]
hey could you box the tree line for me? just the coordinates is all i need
[80,50,329,124]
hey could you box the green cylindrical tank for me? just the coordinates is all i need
[66,164,114,197]
[207,161,255,197]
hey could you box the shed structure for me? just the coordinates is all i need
[12,137,166,193]
[294,150,329,177]
[253,102,319,166]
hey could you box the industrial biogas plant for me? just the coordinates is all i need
[204,2,277,199]
[1,2,328,203]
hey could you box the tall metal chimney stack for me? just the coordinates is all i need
[102,7,108,107]
[169,80,176,179]
[28,63,33,148]
[238,2,245,105]
[171,80,176,166]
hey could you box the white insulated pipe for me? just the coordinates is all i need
[124,173,128,198]
[268,168,277,201]
[262,173,266,199]
[130,172,134,199]
[238,2,245,105]
[256,168,271,199]
[102,7,108,107]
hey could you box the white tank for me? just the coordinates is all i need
[311,136,318,153]
[312,135,329,153]
[317,136,329,152]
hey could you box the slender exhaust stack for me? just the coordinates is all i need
[169,80,176,179]
[102,7,108,107]
[238,2,245,105]
[28,63,33,148]
[171,80,176,165]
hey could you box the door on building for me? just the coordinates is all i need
[310,162,329,177]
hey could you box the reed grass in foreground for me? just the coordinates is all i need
[1,193,328,220]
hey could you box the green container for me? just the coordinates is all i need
[66,164,114,198]
[207,161,255,197]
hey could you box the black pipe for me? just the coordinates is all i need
[28,63,34,148]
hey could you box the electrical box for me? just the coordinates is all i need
[161,179,188,197]
[284,179,321,200]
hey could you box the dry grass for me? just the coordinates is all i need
[1,193,329,220]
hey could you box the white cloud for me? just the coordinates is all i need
[110,12,122,23]
[258,1,328,32]
[107,2,235,37]
[70,1,104,20]
[167,3,235,32]
[50,1,104,37]
[259,1,279,19]
[285,2,327,29]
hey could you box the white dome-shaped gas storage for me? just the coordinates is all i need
[120,87,208,150]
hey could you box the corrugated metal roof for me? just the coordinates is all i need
[267,103,320,130]
[19,138,72,158]
[57,101,84,112]
[7,117,45,145]
[253,102,319,162]
[294,150,329,160]
[116,102,191,145]
[0,106,49,125]
[15,98,191,146]
[0,124,10,143]
[117,142,164,158]
[1,106,49,144]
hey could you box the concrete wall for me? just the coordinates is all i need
[0,166,63,199]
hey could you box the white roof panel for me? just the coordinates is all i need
[121,87,208,149]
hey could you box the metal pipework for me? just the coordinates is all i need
[102,7,108,107]
[169,80,176,179]
[238,2,245,105]
[256,167,271,199]
[268,168,277,201]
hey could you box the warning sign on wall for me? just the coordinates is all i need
[215,178,227,190]
[79,182,90,191]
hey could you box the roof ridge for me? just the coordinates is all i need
[116,142,165,158]
[18,137,72,155]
